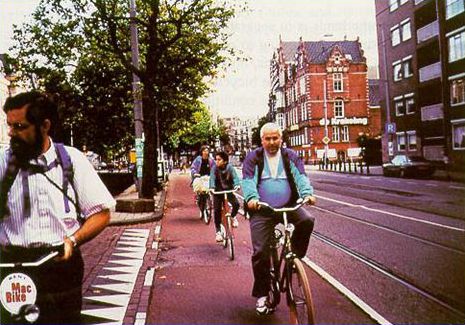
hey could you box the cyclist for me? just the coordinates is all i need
[242,122,316,315]
[190,145,215,219]
[0,91,115,323]
[209,151,240,242]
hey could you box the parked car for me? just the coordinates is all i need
[382,155,435,178]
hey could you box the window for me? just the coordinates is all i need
[342,126,349,142]
[393,61,402,81]
[452,121,465,149]
[407,131,417,151]
[333,73,343,92]
[406,95,416,114]
[450,75,465,105]
[403,57,413,78]
[394,97,405,116]
[397,132,406,151]
[334,99,344,117]
[391,19,411,46]
[391,27,401,46]
[446,0,465,19]
[393,57,413,81]
[390,0,408,12]
[390,0,399,11]
[301,103,308,121]
[300,77,306,96]
[332,126,340,142]
[448,30,465,62]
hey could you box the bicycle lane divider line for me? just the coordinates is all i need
[314,194,465,232]
[301,256,392,325]
[80,228,150,324]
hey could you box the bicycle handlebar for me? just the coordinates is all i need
[0,242,65,268]
[210,188,239,195]
[257,199,305,213]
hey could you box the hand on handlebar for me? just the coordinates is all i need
[54,237,74,262]
[303,195,316,206]
[247,199,260,211]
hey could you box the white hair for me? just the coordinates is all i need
[260,122,282,138]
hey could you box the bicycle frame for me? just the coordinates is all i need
[211,189,238,260]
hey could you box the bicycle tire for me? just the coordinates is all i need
[203,195,212,225]
[268,247,281,308]
[288,258,315,324]
[227,235,234,260]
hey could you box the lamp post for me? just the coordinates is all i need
[323,79,329,167]
[130,0,144,196]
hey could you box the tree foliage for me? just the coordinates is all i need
[10,0,244,198]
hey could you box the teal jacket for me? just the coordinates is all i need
[209,163,241,190]
[241,147,313,205]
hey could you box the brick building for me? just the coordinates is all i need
[375,0,465,169]
[269,38,380,163]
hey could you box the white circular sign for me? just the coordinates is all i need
[0,273,37,315]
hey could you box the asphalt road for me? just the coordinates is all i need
[306,169,465,324]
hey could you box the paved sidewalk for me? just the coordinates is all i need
[79,181,168,324]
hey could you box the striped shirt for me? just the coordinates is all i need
[0,139,116,247]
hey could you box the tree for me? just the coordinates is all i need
[251,116,271,147]
[10,0,244,198]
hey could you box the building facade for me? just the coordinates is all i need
[222,117,256,154]
[375,0,465,169]
[269,38,380,163]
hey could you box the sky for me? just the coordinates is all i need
[0,0,379,119]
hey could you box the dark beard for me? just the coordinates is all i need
[10,133,43,167]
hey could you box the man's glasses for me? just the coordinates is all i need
[7,122,33,132]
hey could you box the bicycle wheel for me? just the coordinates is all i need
[268,247,281,308]
[227,234,234,260]
[288,258,315,324]
[203,195,212,225]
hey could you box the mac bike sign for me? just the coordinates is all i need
[0,273,37,315]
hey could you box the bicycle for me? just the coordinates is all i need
[193,174,213,225]
[0,242,65,323]
[258,199,315,325]
[210,188,239,260]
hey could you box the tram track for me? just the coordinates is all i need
[307,230,465,320]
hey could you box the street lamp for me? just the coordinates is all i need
[323,79,329,166]
[130,0,144,196]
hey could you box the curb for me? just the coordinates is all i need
[109,187,168,226]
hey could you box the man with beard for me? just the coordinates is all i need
[0,91,115,324]
[241,122,316,315]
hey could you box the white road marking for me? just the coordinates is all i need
[450,185,465,190]
[315,194,465,232]
[302,257,392,325]
[134,312,147,325]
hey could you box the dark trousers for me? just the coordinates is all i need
[0,246,84,324]
[213,193,239,232]
[249,207,314,298]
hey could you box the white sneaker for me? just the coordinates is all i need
[215,232,223,242]
[199,211,203,219]
[231,217,239,228]
[255,296,270,315]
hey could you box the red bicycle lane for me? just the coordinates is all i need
[146,173,375,324]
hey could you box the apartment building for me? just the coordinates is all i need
[375,0,465,169]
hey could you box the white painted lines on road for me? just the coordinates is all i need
[450,185,465,190]
[315,194,465,232]
[302,257,392,325]
[144,268,155,286]
[81,229,150,324]
[134,312,147,325]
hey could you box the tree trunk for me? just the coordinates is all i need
[140,89,157,199]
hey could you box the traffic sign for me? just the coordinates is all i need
[322,136,331,145]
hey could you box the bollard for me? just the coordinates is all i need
[354,161,357,173]
[348,162,352,173]
[359,160,363,174]
[338,160,342,172]
[366,163,370,175]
